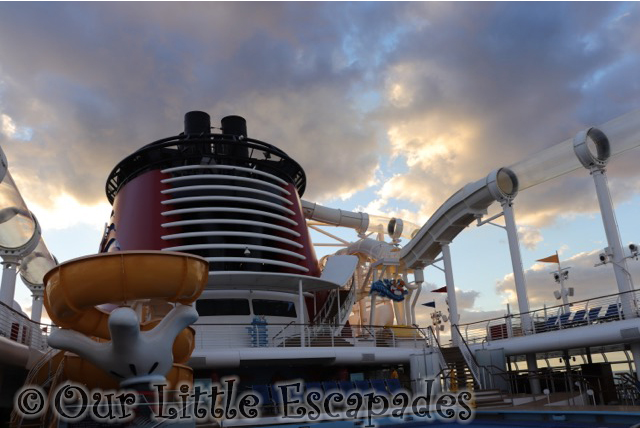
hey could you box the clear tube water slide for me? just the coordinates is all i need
[19,236,57,287]
[0,171,37,249]
[0,146,57,288]
[510,109,640,190]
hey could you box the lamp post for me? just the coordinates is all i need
[551,264,572,314]
[431,310,447,343]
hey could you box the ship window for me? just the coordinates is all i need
[252,299,297,318]
[196,299,250,316]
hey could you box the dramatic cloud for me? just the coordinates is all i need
[360,3,640,229]
[0,2,638,225]
[1,3,640,322]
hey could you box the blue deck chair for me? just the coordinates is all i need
[271,385,285,408]
[601,303,621,321]
[252,385,274,408]
[354,380,372,392]
[570,310,586,326]
[321,381,339,393]
[306,382,323,392]
[587,306,602,323]
[339,381,356,394]
[558,312,572,327]
[386,378,403,393]
[544,315,558,331]
[370,379,388,395]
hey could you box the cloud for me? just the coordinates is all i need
[496,249,640,311]
[0,2,411,209]
[365,2,640,228]
[414,281,508,329]
[518,226,543,250]
[0,2,638,245]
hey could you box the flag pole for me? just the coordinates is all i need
[556,251,570,314]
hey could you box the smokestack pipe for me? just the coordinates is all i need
[184,111,211,136]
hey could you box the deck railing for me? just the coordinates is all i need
[193,322,432,350]
[0,301,52,351]
[458,289,640,345]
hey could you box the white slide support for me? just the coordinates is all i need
[398,168,517,269]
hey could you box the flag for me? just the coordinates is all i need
[537,254,559,264]
[422,301,436,308]
[432,286,447,293]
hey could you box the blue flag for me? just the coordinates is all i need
[422,301,436,308]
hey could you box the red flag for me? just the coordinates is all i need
[432,286,447,293]
[537,254,559,264]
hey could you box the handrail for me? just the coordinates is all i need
[459,288,640,344]
[452,324,485,389]
[271,320,296,342]
[426,327,448,367]
[0,300,49,326]
[336,275,357,327]
[458,288,640,329]
[0,300,54,351]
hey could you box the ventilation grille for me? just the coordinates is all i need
[160,164,308,274]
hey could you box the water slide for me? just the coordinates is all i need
[26,251,208,390]
[303,167,517,270]
[304,108,640,271]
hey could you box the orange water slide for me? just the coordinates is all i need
[38,251,208,387]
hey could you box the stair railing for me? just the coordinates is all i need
[335,275,357,330]
[452,324,488,389]
[426,325,451,390]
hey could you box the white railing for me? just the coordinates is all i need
[452,324,488,389]
[193,323,432,350]
[459,289,640,345]
[311,273,356,335]
[0,301,51,352]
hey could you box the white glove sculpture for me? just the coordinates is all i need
[48,304,198,387]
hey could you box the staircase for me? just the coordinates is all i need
[441,346,477,390]
[323,290,351,322]
[473,389,512,408]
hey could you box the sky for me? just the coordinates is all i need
[0,2,640,329]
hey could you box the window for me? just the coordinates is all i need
[196,299,250,316]
[252,299,297,318]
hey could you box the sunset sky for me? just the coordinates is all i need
[1,2,639,327]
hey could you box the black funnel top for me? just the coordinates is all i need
[221,115,247,138]
[106,112,306,203]
[184,111,211,136]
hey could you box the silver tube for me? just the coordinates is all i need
[510,109,640,190]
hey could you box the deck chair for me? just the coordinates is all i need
[544,315,558,331]
[252,385,274,410]
[558,312,572,327]
[306,381,323,392]
[339,381,356,394]
[370,379,388,395]
[570,310,586,326]
[587,306,601,323]
[386,378,403,393]
[601,303,621,321]
[321,381,339,393]
[354,380,372,392]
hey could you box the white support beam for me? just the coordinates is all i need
[502,201,533,334]
[0,261,19,306]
